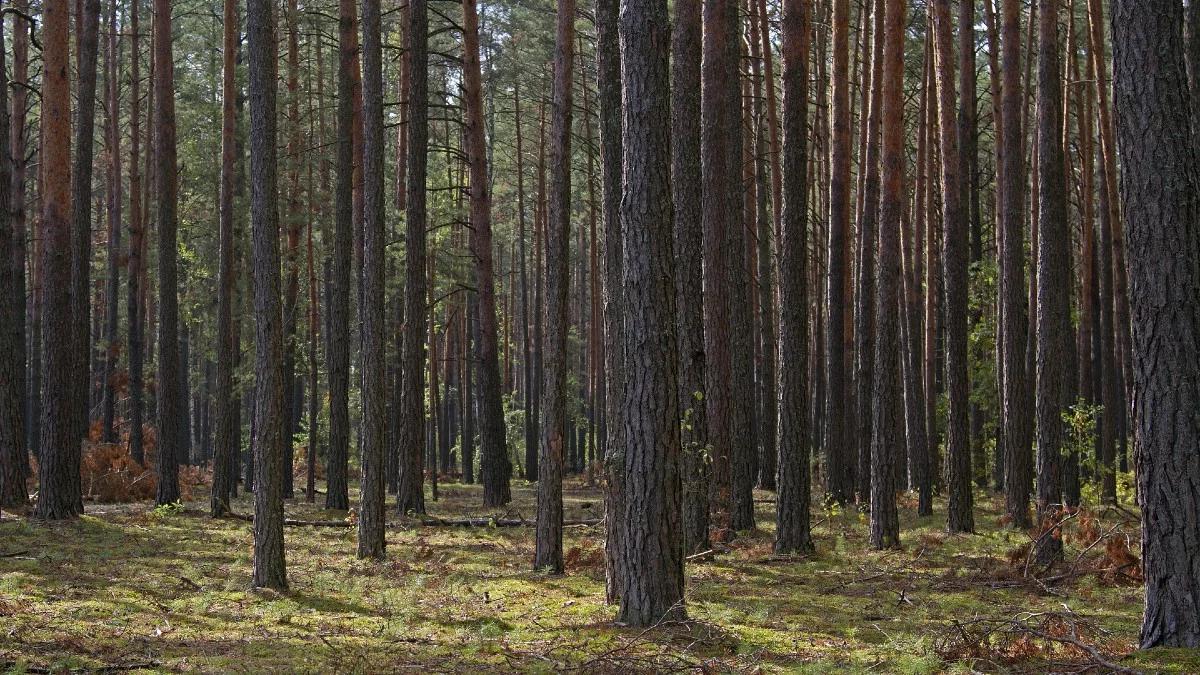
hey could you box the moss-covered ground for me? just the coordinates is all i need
[1,479,1196,673]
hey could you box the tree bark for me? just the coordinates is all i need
[100,0,122,445]
[0,14,23,509]
[72,0,101,451]
[775,0,814,555]
[615,0,686,624]
[127,0,146,468]
[247,0,288,590]
[1113,0,1200,648]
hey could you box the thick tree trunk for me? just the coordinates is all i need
[775,0,813,556]
[1033,0,1070,565]
[12,1,31,474]
[154,0,183,505]
[930,0,974,533]
[327,0,357,512]
[398,0,430,516]
[247,0,288,590]
[535,0,575,573]
[869,0,904,551]
[999,0,1032,528]
[357,0,387,560]
[127,0,146,468]
[463,0,512,508]
[1113,0,1200,648]
[615,0,686,624]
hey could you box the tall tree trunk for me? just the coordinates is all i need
[515,84,535,489]
[12,1,31,473]
[775,0,813,555]
[854,0,886,504]
[930,0,974,533]
[100,0,122,444]
[38,0,81,520]
[397,0,430,516]
[701,0,741,535]
[672,0,708,556]
[279,0,303,500]
[1033,0,1070,565]
[615,0,686,623]
[212,0,240,517]
[597,0,625,598]
[327,0,357,512]
[153,0,183,504]
[999,0,1032,528]
[0,13,23,509]
[357,0,387,560]
[869,0,904,551]
[247,0,288,591]
[127,0,146,468]
[824,0,853,505]
[535,0,575,573]
[1113,0,1200,648]
[463,0,512,507]
[73,0,102,451]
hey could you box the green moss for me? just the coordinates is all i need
[0,484,1181,672]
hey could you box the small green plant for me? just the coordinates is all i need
[150,501,185,519]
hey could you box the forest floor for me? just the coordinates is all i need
[2,476,1199,673]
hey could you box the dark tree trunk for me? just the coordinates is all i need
[854,0,885,505]
[0,15,24,509]
[37,0,81,520]
[869,0,904,551]
[671,0,708,556]
[701,0,741,535]
[1033,0,1070,565]
[1113,0,1200,648]
[212,0,240,517]
[616,0,686,625]
[597,0,625,599]
[247,0,288,590]
[179,324,192,466]
[326,0,357,512]
[463,0,512,507]
[12,0,31,474]
[999,0,1032,528]
[100,0,122,445]
[930,0,974,533]
[154,0,183,505]
[535,0,574,573]
[279,0,303,501]
[775,0,813,555]
[73,0,101,451]
[357,0,387,560]
[824,0,853,506]
[127,0,146,468]
[398,0,430,516]
[515,85,534,490]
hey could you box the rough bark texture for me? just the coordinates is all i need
[597,0,626,599]
[701,0,739,533]
[775,0,813,555]
[357,0,387,560]
[327,0,357,512]
[1033,0,1069,565]
[462,0,512,508]
[1112,0,1200,649]
[127,0,146,468]
[869,0,904,551]
[0,17,23,509]
[154,0,182,506]
[38,0,79,520]
[535,0,574,573]
[100,1,122,444]
[930,0,974,534]
[615,0,686,624]
[999,0,1032,528]
[671,0,708,556]
[212,0,240,517]
[72,0,101,448]
[247,0,288,590]
[398,0,430,516]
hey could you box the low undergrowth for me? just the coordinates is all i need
[0,480,1191,673]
